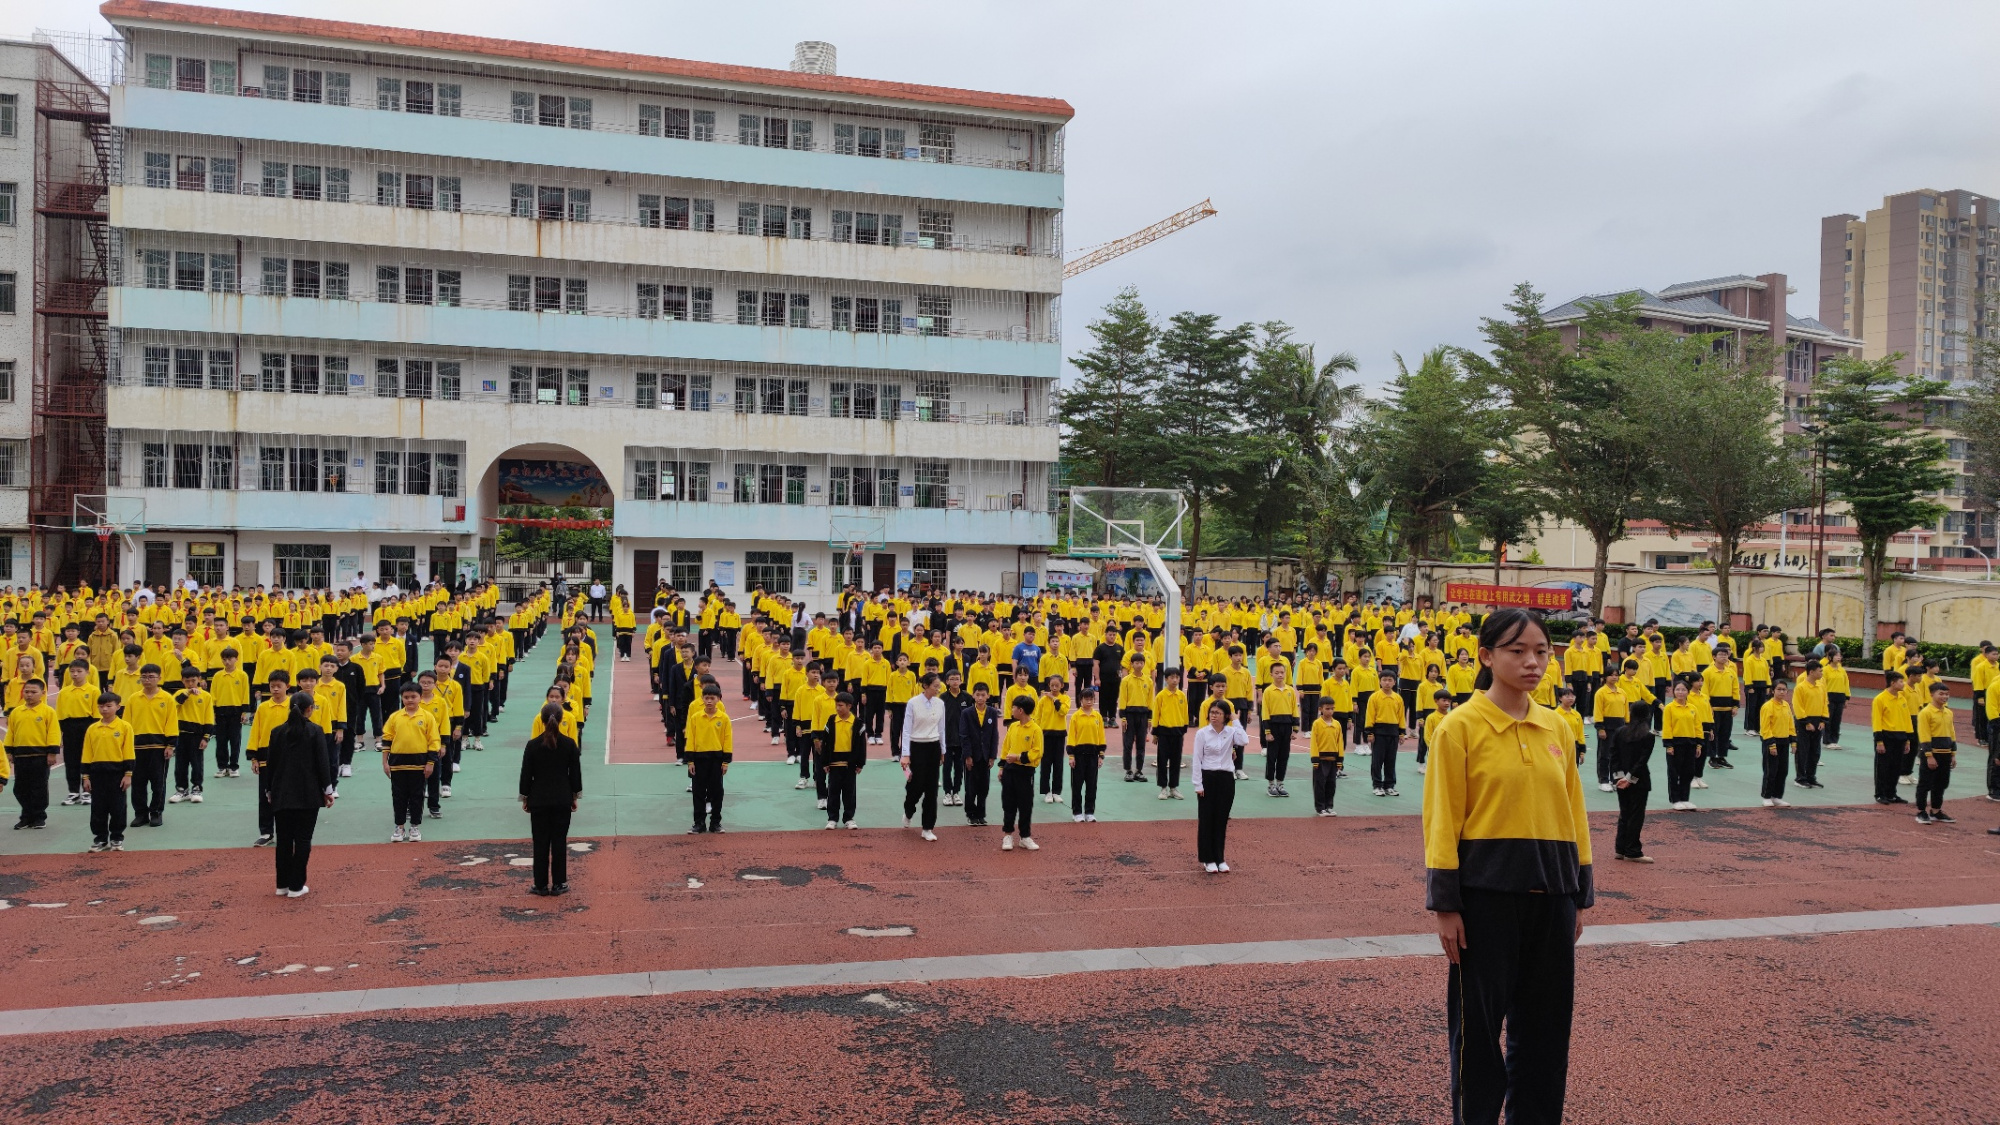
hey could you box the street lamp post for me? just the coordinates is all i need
[1802,424,1830,638]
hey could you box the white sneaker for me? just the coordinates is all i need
[794,779,809,790]
[921,829,936,841]
[1217,862,1229,873]
[1599,783,1614,792]
[440,785,452,798]
[825,821,838,830]
[169,791,186,804]
[1772,798,1790,808]
[1692,779,1708,789]
[1416,764,1426,775]
[1235,770,1248,781]
[1386,788,1400,797]
[339,764,353,778]
[391,826,405,842]
[1373,788,1385,796]
[1002,834,1014,851]
[1085,814,1097,823]
[1899,776,1914,786]
[904,816,914,829]
[1170,788,1182,799]
[786,755,798,764]
[1204,862,1219,873]
[1762,798,1775,807]
[1073,814,1086,822]
[408,828,421,841]
[275,886,288,896]
[286,886,310,898]
[817,798,828,810]
[1158,789,1170,800]
[190,790,204,803]
[845,820,858,829]
[1020,837,1039,850]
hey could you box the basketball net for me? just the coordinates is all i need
[94,525,112,544]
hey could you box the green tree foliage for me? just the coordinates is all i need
[1059,287,1161,488]
[1810,356,1952,654]
[1151,312,1258,576]
[1630,333,1809,625]
[1225,324,1363,578]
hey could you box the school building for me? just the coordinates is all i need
[66,0,1067,609]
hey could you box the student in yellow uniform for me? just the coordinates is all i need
[1365,669,1405,797]
[1555,688,1585,770]
[125,664,180,829]
[81,692,136,851]
[1660,678,1702,811]
[1309,695,1344,815]
[998,695,1042,851]
[380,683,440,841]
[1913,683,1958,825]
[1412,663,1447,774]
[1116,651,1153,783]
[247,672,293,846]
[821,692,868,829]
[1066,687,1108,822]
[55,660,98,807]
[1419,686,1457,789]
[684,684,734,834]
[1151,667,1189,799]
[1701,651,1742,769]
[1590,674,1629,790]
[169,669,214,805]
[1757,679,1796,808]
[209,648,251,778]
[1791,662,1828,789]
[1870,670,1911,805]
[1259,661,1299,798]
[5,677,60,830]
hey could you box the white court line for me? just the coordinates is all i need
[2,903,1993,1037]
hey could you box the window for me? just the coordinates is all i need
[209,157,238,193]
[378,545,417,589]
[209,253,236,293]
[259,446,287,490]
[791,120,813,150]
[918,295,952,336]
[260,161,288,198]
[737,114,760,146]
[0,93,17,139]
[691,199,715,232]
[172,346,203,388]
[635,372,659,408]
[637,283,691,321]
[0,273,10,315]
[326,72,351,107]
[569,97,593,130]
[437,361,460,400]
[142,442,169,488]
[565,278,588,313]
[291,68,324,104]
[916,378,950,421]
[404,81,434,114]
[175,155,205,191]
[918,209,953,249]
[918,123,955,163]
[833,122,906,159]
[173,443,204,489]
[404,174,433,209]
[911,546,948,587]
[143,346,169,387]
[744,550,793,593]
[174,251,205,291]
[262,66,288,100]
[0,361,12,402]
[274,544,332,590]
[325,168,350,203]
[913,459,950,508]
[511,91,534,123]
[830,210,903,247]
[325,262,349,299]
[670,550,704,592]
[693,110,716,141]
[438,452,461,497]
[374,450,401,494]
[185,543,225,587]
[733,462,756,502]
[790,206,812,240]
[688,374,712,411]
[0,441,22,487]
[405,451,432,495]
[145,55,171,88]
[145,152,172,189]
[207,444,235,489]
[290,259,321,298]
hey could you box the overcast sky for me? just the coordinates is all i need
[20,0,2000,386]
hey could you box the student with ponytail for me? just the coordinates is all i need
[1422,608,1592,1125]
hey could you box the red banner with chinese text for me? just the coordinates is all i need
[1444,583,1573,610]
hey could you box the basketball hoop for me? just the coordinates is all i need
[848,542,865,563]
[93,525,112,544]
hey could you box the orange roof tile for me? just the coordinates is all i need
[100,0,1074,121]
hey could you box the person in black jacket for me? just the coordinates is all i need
[1609,715,1656,863]
[958,683,1000,826]
[1092,636,1124,729]
[939,669,970,807]
[822,692,868,828]
[520,703,584,895]
[266,692,333,898]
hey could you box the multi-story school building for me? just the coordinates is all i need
[88,0,1067,610]
[0,43,36,582]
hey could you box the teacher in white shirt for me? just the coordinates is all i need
[1190,698,1247,873]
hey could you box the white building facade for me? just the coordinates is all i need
[99,0,1068,610]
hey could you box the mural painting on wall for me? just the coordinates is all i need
[498,459,613,508]
[1531,580,1593,623]
[1361,574,1407,604]
[1634,585,1721,628]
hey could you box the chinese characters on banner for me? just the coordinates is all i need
[1443,582,1574,610]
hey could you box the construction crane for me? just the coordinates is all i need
[1062,198,1218,280]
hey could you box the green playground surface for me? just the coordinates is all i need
[0,625,1984,856]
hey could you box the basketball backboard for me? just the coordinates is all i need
[827,513,889,556]
[1066,487,1186,559]
[72,494,147,535]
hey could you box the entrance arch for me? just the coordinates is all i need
[474,443,615,590]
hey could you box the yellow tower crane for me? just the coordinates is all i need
[1062,199,1218,280]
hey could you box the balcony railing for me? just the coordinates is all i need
[37,279,108,319]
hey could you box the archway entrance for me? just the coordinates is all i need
[476,443,614,596]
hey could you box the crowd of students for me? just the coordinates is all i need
[632,584,2000,866]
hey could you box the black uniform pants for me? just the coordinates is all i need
[529,806,572,888]
[1710,710,1735,763]
[1593,719,1624,785]
[999,762,1034,835]
[1614,782,1648,857]
[1155,726,1186,790]
[941,742,964,795]
[9,752,51,825]
[1038,731,1066,795]
[1069,748,1101,816]
[1824,694,1848,744]
[1915,752,1953,811]
[903,742,941,830]
[1760,738,1792,800]
[1263,718,1294,783]
[963,760,992,821]
[825,767,857,824]
[60,716,91,795]
[1312,758,1339,812]
[1795,724,1822,785]
[1121,707,1150,774]
[213,706,244,771]
[391,770,426,825]
[1665,739,1699,804]
[692,756,725,829]
[1371,724,1399,790]
[274,807,318,892]
[131,746,169,820]
[88,765,128,841]
[173,733,206,791]
[1447,887,1577,1125]
[1873,734,1905,802]
[1196,769,1235,863]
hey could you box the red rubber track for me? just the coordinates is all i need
[3,802,1994,1012]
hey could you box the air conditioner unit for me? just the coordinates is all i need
[1007,410,1027,426]
[1009,492,1025,511]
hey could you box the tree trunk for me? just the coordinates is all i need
[1711,534,1736,628]
[1860,544,1883,659]
[1404,528,1422,610]
[1186,494,1204,599]
[1590,532,1613,620]
[1492,541,1503,589]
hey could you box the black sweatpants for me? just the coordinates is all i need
[1069,746,1102,816]
[1120,708,1149,774]
[691,756,725,830]
[390,770,426,826]
[941,742,963,796]
[1262,717,1295,784]
[173,732,206,792]
[1614,782,1648,858]
[1824,693,1848,744]
[1312,758,1339,813]
[1873,734,1905,802]
[9,752,51,826]
[1795,724,1823,785]
[1038,731,1066,796]
[963,760,992,821]
[88,766,128,842]
[825,768,857,824]
[529,805,572,888]
[60,716,91,796]
[1196,769,1235,863]
[131,746,169,821]
[1710,710,1736,763]
[1915,752,1953,812]
[1593,719,1624,785]
[1000,762,1034,836]
[1155,726,1186,790]
[903,741,941,830]
[274,807,318,892]
[1665,738,1699,804]
[1447,887,1578,1125]
[213,706,244,771]
[1370,724,1399,790]
[1760,737,1792,800]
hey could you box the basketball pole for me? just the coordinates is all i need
[1139,543,1182,671]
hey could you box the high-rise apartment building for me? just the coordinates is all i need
[86,0,1069,606]
[1821,190,1996,564]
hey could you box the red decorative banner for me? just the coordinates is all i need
[486,516,613,530]
[1444,582,1573,610]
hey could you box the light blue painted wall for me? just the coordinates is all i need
[115,86,1064,210]
[614,502,1054,545]
[113,488,473,534]
[113,289,1062,379]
